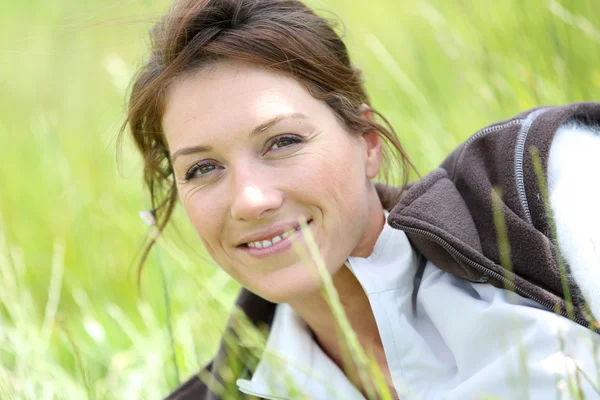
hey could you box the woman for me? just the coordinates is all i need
[122,0,600,398]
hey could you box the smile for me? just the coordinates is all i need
[247,226,302,249]
[241,219,313,257]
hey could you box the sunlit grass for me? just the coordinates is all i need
[1,0,600,398]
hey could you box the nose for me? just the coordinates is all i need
[229,165,284,221]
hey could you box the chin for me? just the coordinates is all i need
[250,265,328,304]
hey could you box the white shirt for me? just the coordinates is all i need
[237,122,600,400]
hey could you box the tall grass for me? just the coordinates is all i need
[1,0,600,398]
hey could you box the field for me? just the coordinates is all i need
[1,0,599,398]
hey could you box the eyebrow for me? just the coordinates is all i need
[170,112,308,164]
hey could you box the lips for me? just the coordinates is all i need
[239,219,313,257]
[246,225,302,249]
[237,219,313,246]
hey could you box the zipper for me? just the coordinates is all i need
[514,107,552,225]
[451,119,522,180]
[463,119,522,147]
[389,221,592,329]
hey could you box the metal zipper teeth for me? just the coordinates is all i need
[513,107,552,226]
[463,119,522,147]
[451,119,523,180]
[390,222,592,329]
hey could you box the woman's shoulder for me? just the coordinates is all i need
[391,102,600,331]
[440,102,600,184]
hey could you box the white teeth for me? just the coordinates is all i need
[246,221,311,249]
[247,229,298,249]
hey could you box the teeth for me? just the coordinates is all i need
[247,227,302,249]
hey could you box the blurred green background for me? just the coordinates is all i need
[1,0,598,398]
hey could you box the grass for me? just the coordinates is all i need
[1,0,600,398]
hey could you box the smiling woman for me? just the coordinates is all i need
[121,0,600,399]
[163,60,386,304]
[124,0,413,280]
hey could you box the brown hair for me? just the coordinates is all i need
[121,0,417,273]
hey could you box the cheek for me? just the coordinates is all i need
[317,140,366,201]
[298,142,369,241]
[180,189,225,253]
[309,134,363,182]
[322,140,371,232]
[183,198,243,279]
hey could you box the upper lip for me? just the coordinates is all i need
[236,219,310,246]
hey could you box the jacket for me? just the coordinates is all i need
[166,102,600,400]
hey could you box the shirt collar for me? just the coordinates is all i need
[236,303,365,399]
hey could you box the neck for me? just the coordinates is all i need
[290,265,382,357]
[287,194,390,392]
[289,266,392,395]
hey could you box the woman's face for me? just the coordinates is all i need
[162,60,383,303]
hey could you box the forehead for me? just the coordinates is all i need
[162,60,323,147]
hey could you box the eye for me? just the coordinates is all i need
[185,160,221,181]
[267,134,303,151]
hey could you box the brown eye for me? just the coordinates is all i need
[268,134,303,151]
[185,161,220,181]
